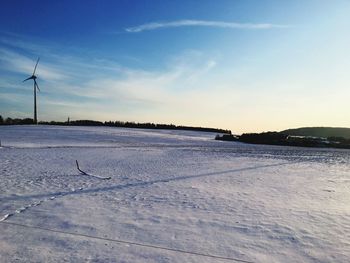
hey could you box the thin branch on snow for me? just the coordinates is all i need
[75,160,111,180]
[76,160,88,175]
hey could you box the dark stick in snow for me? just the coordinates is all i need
[75,160,111,180]
[76,160,87,175]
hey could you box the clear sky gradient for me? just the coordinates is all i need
[1,0,350,133]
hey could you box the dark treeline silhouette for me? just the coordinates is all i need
[239,132,289,145]
[0,116,231,134]
[0,116,35,125]
[216,132,289,145]
[215,131,350,149]
[215,134,239,141]
[282,127,350,139]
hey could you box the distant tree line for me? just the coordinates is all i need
[0,116,231,134]
[281,127,350,139]
[215,131,350,149]
[0,116,35,125]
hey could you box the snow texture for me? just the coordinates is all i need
[0,125,349,262]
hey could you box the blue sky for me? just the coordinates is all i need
[1,0,350,133]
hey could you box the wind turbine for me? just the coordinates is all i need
[23,57,40,124]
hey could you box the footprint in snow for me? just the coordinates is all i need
[15,207,26,214]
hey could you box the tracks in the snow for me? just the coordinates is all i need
[0,160,302,222]
[0,160,112,221]
[0,187,85,222]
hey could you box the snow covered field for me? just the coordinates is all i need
[0,125,349,262]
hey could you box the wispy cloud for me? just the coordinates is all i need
[0,48,67,81]
[125,19,289,33]
[0,35,227,124]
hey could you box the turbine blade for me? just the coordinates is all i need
[33,57,40,75]
[34,80,40,92]
[23,76,32,82]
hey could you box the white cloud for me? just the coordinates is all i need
[125,19,289,33]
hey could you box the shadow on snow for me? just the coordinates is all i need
[1,161,301,202]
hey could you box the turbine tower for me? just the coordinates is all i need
[23,57,40,124]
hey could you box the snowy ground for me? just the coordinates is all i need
[0,125,349,262]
